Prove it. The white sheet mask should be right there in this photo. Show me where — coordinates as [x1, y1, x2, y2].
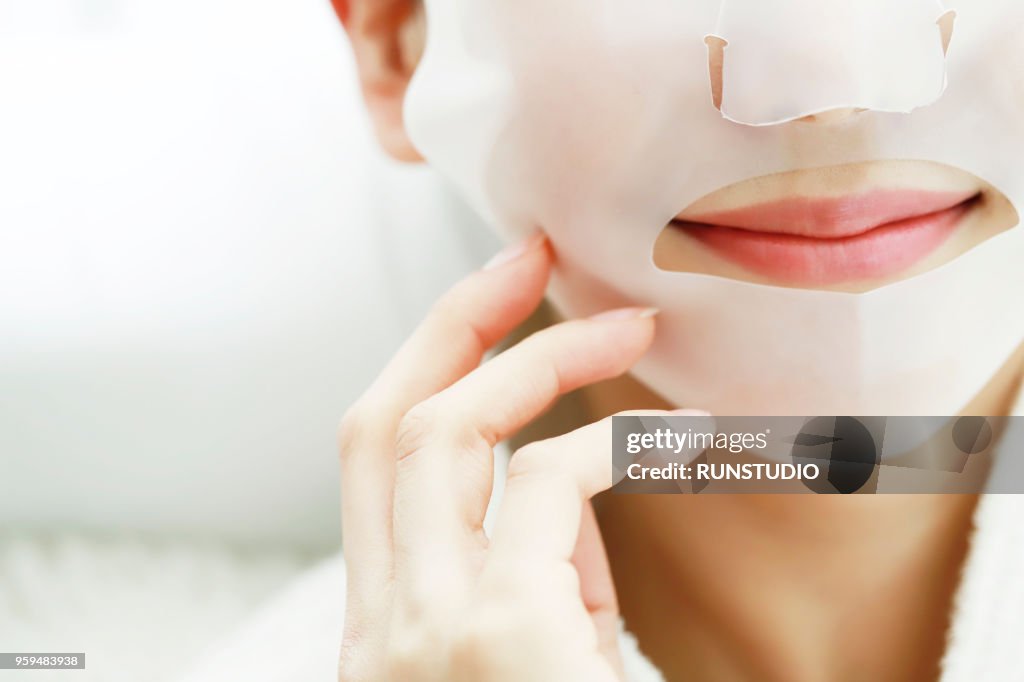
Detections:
[710, 0, 954, 125]
[405, 0, 1024, 416]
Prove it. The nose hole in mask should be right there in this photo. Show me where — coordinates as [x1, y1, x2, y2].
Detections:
[704, 35, 727, 111]
[938, 9, 956, 55]
[704, 10, 955, 117]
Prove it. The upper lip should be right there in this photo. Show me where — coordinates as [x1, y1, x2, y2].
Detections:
[673, 189, 980, 239]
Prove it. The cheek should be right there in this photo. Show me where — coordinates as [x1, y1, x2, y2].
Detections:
[992, 25, 1024, 105]
[960, 13, 1024, 109]
[1009, 42, 1024, 107]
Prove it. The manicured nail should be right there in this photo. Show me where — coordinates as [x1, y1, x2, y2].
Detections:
[589, 307, 659, 322]
[483, 230, 546, 270]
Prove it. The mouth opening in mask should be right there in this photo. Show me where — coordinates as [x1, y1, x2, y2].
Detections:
[652, 160, 1018, 293]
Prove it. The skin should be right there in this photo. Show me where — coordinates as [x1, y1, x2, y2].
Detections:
[586, 344, 1022, 682]
[334, 1, 1024, 679]
[337, 236, 664, 680]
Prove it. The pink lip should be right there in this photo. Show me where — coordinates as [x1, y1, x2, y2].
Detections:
[672, 190, 979, 286]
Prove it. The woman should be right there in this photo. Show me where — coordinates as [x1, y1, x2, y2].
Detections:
[182, 0, 1024, 680]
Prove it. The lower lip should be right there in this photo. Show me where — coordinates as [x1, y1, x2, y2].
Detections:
[674, 200, 975, 287]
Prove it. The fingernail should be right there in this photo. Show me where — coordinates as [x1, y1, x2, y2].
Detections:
[589, 307, 659, 322]
[668, 408, 713, 417]
[483, 230, 546, 270]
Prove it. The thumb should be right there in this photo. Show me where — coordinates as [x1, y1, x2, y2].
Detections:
[572, 501, 625, 678]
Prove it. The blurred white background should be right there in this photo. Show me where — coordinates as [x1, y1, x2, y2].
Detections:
[0, 0, 494, 546]
[0, 1, 494, 678]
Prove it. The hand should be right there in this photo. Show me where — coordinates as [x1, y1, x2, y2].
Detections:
[337, 232, 667, 681]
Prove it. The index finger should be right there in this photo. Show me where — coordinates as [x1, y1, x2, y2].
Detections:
[340, 232, 551, 593]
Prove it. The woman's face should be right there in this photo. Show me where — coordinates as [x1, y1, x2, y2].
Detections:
[343, 2, 1021, 296]
[404, 0, 1022, 291]
[345, 0, 1024, 415]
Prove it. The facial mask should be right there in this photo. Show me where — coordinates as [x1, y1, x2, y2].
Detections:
[405, 0, 1024, 416]
[709, 0, 955, 125]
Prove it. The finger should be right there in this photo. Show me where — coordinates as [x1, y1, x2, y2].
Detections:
[477, 411, 681, 676]
[363, 230, 552, 414]
[427, 307, 659, 449]
[490, 410, 707, 561]
[391, 310, 657, 581]
[572, 501, 625, 678]
[339, 232, 550, 597]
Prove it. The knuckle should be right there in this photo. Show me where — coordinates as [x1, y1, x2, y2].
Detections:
[507, 444, 578, 499]
[428, 286, 489, 357]
[432, 279, 477, 323]
[394, 400, 444, 461]
[506, 443, 554, 481]
[430, 286, 463, 320]
[451, 623, 498, 672]
[449, 606, 526, 674]
[386, 611, 451, 678]
[395, 399, 482, 463]
[384, 635, 423, 679]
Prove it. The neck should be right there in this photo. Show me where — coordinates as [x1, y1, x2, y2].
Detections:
[599, 493, 977, 682]
[588, 342, 1022, 681]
